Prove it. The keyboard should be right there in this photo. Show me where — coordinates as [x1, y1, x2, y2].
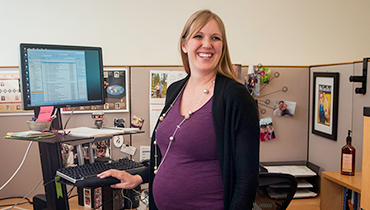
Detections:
[56, 158, 145, 188]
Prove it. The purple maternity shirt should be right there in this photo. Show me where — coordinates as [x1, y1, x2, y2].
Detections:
[153, 92, 223, 210]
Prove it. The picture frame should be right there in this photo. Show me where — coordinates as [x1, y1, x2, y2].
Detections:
[312, 72, 339, 140]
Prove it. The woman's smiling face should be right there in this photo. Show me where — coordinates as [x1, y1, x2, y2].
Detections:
[181, 18, 223, 75]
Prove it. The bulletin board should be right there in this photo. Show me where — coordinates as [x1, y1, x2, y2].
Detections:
[62, 67, 129, 113]
[0, 68, 32, 115]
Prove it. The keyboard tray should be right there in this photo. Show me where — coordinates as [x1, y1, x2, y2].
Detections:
[56, 158, 146, 188]
[59, 167, 146, 188]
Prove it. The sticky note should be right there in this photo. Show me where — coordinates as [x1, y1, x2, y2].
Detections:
[36, 106, 54, 121]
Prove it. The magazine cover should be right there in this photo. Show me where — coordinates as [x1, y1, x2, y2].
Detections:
[317, 85, 331, 125]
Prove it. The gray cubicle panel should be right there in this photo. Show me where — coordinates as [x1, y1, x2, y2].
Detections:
[308, 61, 366, 172]
[240, 66, 310, 163]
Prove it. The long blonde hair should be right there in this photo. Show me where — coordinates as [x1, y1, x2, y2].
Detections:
[179, 9, 238, 81]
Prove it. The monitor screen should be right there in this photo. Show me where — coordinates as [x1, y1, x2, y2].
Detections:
[19, 43, 105, 110]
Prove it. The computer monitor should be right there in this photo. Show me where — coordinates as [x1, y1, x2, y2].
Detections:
[19, 43, 105, 110]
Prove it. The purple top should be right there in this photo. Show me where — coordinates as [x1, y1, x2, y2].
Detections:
[153, 92, 223, 210]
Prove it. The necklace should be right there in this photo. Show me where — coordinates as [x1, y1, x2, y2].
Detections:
[153, 79, 215, 174]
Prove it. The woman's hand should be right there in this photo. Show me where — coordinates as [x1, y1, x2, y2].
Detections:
[97, 169, 143, 189]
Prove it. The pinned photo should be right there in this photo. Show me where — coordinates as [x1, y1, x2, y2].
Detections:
[114, 71, 120, 78]
[259, 117, 275, 142]
[273, 100, 296, 117]
[245, 74, 260, 96]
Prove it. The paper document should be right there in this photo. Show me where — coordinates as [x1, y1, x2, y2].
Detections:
[264, 165, 316, 177]
[7, 130, 54, 138]
[121, 145, 136, 155]
[297, 179, 314, 188]
[140, 146, 150, 161]
[294, 189, 317, 198]
[65, 127, 140, 137]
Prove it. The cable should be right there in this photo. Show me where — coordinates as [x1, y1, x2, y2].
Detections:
[121, 189, 133, 210]
[0, 201, 30, 208]
[68, 194, 78, 199]
[7, 178, 43, 209]
[67, 185, 75, 198]
[0, 197, 32, 203]
[0, 141, 33, 191]
[63, 107, 75, 129]
[42, 177, 59, 187]
[0, 196, 33, 208]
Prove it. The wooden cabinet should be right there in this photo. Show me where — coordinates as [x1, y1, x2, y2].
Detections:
[320, 171, 361, 209]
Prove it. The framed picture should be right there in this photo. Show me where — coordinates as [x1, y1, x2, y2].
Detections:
[312, 72, 339, 140]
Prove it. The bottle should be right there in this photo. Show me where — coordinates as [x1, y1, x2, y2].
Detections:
[341, 130, 356, 176]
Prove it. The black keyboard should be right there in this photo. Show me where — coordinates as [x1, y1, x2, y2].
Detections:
[56, 158, 145, 188]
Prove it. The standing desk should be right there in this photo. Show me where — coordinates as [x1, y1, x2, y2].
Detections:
[12, 130, 144, 210]
[320, 171, 362, 209]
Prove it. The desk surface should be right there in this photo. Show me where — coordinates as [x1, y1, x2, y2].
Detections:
[10, 129, 145, 145]
[322, 171, 362, 193]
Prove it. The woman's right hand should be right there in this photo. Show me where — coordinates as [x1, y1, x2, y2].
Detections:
[97, 169, 143, 189]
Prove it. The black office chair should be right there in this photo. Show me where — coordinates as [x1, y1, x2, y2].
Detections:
[254, 173, 298, 210]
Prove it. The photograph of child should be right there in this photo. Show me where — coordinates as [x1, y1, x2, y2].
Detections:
[259, 117, 276, 141]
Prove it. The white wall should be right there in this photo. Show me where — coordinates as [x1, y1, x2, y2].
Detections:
[1, 0, 370, 67]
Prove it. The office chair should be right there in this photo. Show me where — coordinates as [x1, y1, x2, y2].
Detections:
[254, 173, 298, 210]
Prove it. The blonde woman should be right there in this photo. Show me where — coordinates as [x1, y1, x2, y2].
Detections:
[99, 10, 259, 210]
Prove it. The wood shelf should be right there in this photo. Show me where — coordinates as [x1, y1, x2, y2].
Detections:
[320, 171, 361, 209]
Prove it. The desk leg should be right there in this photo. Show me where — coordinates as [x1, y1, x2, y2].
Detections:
[343, 187, 347, 210]
[76, 144, 85, 165]
[39, 142, 69, 210]
[321, 175, 344, 210]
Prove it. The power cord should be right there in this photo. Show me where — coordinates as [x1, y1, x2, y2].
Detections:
[63, 107, 75, 129]
[67, 185, 76, 198]
[0, 141, 33, 191]
[42, 177, 59, 187]
[121, 189, 133, 210]
[0, 197, 33, 208]
[5, 178, 43, 209]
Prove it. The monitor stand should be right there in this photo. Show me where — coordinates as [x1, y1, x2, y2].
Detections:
[33, 107, 70, 210]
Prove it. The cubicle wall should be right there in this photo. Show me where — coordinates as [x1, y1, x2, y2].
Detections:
[242, 66, 310, 162]
[309, 61, 367, 172]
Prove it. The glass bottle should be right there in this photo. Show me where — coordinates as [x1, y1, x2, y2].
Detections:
[341, 130, 356, 176]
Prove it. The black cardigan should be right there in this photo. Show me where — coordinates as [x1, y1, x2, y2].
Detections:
[137, 73, 260, 210]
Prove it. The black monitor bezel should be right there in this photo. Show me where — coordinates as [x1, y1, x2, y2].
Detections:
[19, 43, 105, 110]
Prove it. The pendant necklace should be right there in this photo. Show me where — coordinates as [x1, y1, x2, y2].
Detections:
[153, 79, 215, 174]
